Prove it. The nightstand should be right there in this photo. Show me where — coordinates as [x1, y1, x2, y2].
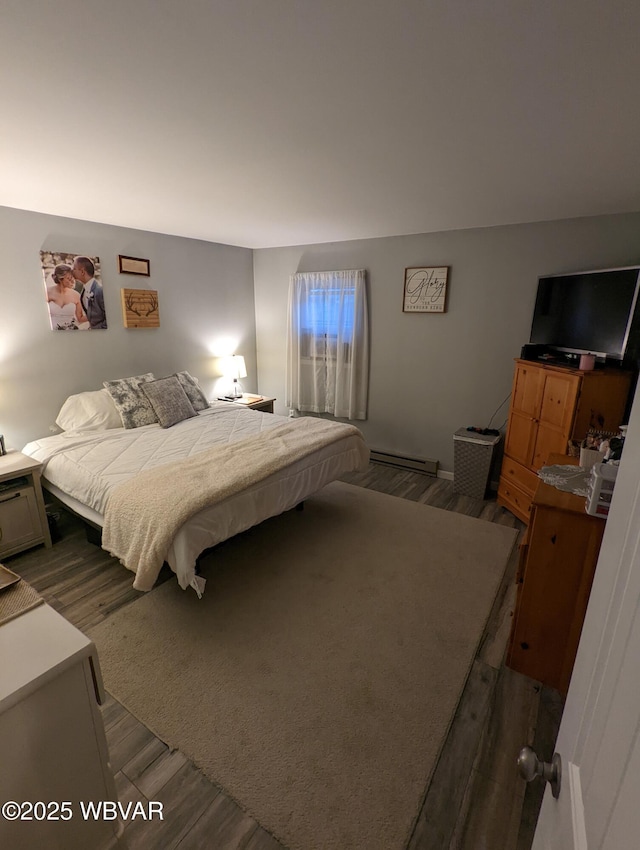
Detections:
[0, 452, 52, 558]
[241, 396, 275, 413]
[216, 396, 276, 413]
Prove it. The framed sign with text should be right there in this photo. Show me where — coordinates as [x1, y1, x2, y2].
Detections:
[403, 266, 449, 313]
[118, 255, 150, 276]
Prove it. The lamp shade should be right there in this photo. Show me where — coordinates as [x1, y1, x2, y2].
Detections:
[223, 355, 247, 380]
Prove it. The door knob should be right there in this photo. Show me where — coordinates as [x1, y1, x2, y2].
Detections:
[517, 746, 562, 799]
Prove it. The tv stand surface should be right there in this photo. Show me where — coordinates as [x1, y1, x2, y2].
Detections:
[536, 353, 579, 367]
[521, 348, 580, 368]
[521, 344, 575, 366]
[521, 345, 625, 370]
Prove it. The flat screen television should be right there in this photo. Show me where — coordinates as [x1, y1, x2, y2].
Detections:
[529, 266, 640, 363]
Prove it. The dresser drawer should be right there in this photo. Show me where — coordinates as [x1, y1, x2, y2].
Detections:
[500, 457, 538, 496]
[497, 476, 532, 524]
[0, 486, 42, 558]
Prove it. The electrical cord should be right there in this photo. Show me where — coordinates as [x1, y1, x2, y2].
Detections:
[486, 392, 512, 430]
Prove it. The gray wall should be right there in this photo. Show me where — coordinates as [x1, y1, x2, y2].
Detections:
[0, 206, 256, 450]
[253, 213, 640, 472]
[3, 205, 640, 472]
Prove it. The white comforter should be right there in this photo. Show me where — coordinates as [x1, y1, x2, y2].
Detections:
[23, 404, 291, 514]
[23, 403, 370, 591]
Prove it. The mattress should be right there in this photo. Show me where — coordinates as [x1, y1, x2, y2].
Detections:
[22, 403, 369, 593]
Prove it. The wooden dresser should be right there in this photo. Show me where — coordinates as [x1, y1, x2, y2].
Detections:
[497, 359, 631, 523]
[506, 455, 605, 695]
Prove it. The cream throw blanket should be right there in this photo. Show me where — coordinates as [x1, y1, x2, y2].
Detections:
[102, 418, 368, 591]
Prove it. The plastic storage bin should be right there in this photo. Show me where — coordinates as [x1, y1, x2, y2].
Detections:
[585, 462, 618, 517]
[453, 428, 502, 499]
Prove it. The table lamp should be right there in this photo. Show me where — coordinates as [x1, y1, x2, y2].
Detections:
[224, 355, 247, 399]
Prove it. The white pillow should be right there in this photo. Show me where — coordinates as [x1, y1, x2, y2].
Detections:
[56, 389, 123, 432]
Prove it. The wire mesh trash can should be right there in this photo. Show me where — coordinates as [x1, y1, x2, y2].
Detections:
[453, 428, 502, 499]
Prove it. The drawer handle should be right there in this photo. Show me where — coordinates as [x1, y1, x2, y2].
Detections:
[0, 492, 20, 505]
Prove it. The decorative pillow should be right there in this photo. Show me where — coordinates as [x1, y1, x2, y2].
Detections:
[141, 376, 197, 428]
[55, 389, 123, 432]
[173, 371, 210, 411]
[103, 373, 158, 429]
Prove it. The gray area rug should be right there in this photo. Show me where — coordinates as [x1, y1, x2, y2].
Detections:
[89, 482, 517, 850]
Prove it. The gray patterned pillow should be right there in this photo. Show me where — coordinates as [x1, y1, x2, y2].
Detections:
[141, 377, 197, 428]
[103, 373, 158, 429]
[173, 371, 209, 411]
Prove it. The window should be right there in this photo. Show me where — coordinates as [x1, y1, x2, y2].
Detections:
[299, 283, 355, 360]
[286, 269, 369, 420]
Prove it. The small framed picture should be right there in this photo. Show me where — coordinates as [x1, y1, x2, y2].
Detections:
[0, 434, 6, 456]
[403, 266, 449, 313]
[118, 255, 150, 276]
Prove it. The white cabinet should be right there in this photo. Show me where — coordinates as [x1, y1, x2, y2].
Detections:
[0, 485, 42, 556]
[0, 452, 52, 558]
[0, 604, 120, 850]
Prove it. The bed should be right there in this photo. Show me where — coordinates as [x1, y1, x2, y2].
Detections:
[22, 374, 370, 595]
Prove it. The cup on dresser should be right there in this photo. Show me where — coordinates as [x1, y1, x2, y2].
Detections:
[580, 447, 606, 470]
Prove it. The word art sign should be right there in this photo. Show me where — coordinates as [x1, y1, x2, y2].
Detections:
[403, 266, 449, 313]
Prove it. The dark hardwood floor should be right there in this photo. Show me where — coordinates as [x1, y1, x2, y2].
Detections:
[4, 464, 563, 849]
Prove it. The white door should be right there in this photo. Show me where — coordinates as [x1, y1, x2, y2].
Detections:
[533, 382, 640, 850]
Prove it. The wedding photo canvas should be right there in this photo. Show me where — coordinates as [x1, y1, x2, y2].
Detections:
[40, 250, 107, 330]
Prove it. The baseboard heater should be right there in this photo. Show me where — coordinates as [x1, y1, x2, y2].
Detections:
[370, 449, 438, 477]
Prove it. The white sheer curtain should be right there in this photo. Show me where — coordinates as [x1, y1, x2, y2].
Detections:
[286, 269, 369, 420]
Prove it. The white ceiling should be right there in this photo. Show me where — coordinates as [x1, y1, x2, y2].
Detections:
[2, 0, 639, 249]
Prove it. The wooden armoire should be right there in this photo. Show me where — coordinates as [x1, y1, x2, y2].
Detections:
[497, 359, 632, 523]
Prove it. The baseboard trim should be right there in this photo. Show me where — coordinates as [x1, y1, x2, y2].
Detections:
[370, 449, 438, 476]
